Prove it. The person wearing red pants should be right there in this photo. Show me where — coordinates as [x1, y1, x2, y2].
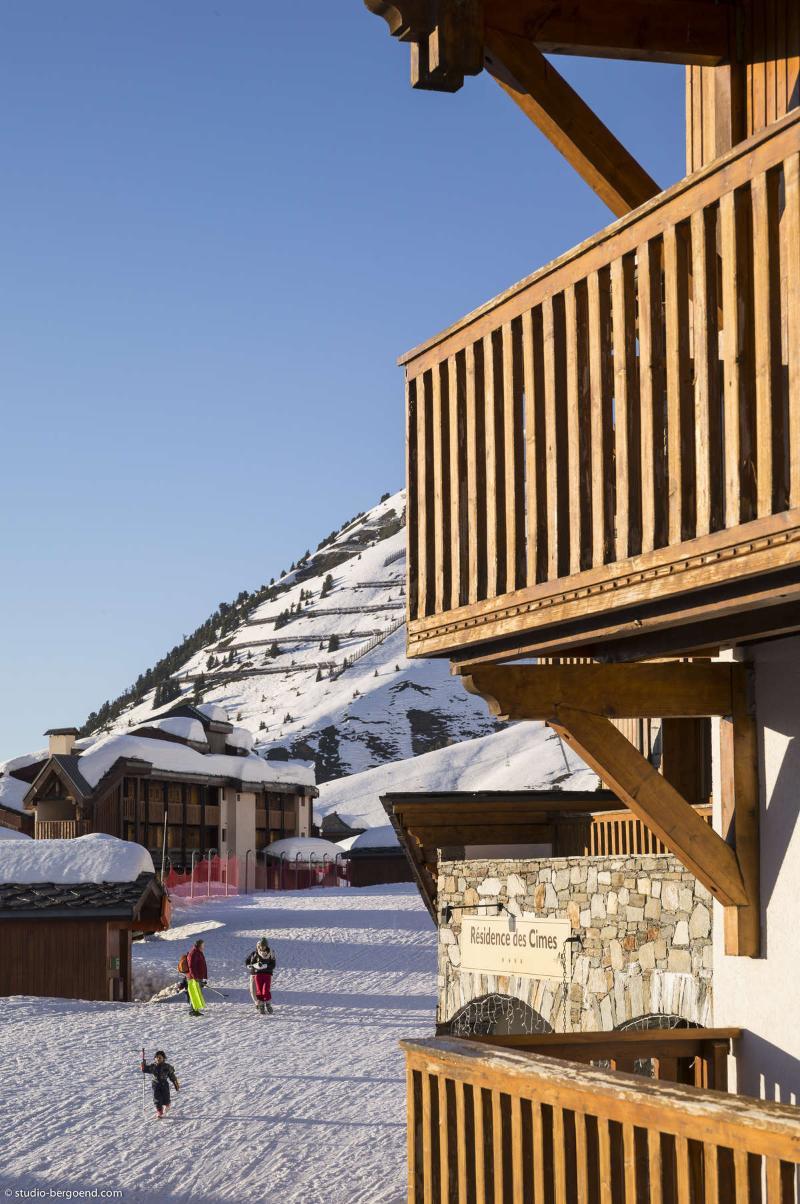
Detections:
[245, 937, 276, 1015]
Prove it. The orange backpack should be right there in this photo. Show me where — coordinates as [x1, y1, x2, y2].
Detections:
[177, 953, 190, 975]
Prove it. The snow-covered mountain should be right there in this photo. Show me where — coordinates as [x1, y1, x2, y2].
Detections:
[83, 490, 500, 783]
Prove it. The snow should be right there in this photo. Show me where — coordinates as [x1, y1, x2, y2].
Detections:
[0, 826, 31, 840]
[227, 725, 255, 752]
[265, 836, 343, 860]
[145, 716, 208, 745]
[75, 732, 316, 790]
[337, 835, 358, 851]
[196, 702, 230, 724]
[0, 884, 436, 1203]
[0, 832, 153, 883]
[0, 772, 30, 813]
[348, 824, 399, 851]
[316, 720, 600, 830]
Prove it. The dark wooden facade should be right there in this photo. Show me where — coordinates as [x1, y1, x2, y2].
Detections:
[347, 847, 415, 888]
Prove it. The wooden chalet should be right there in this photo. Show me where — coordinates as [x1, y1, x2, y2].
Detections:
[365, 0, 800, 1198]
[8, 708, 317, 869]
[0, 871, 168, 1003]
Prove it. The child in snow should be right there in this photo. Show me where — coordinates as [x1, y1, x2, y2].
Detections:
[187, 938, 208, 1017]
[245, 937, 276, 1014]
[141, 1050, 180, 1119]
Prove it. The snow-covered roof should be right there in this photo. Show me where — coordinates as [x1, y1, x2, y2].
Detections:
[196, 702, 230, 725]
[0, 826, 32, 841]
[336, 835, 358, 852]
[0, 773, 30, 814]
[0, 833, 153, 884]
[348, 824, 400, 851]
[264, 836, 342, 860]
[227, 726, 254, 752]
[74, 732, 316, 791]
[145, 717, 207, 745]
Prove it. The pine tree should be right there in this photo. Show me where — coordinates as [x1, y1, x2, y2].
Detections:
[327, 633, 340, 653]
[269, 642, 280, 658]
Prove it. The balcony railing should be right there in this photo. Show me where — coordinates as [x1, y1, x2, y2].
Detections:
[403, 1035, 800, 1203]
[35, 819, 92, 840]
[403, 110, 800, 661]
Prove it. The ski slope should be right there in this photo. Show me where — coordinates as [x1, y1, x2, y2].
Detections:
[0, 885, 435, 1204]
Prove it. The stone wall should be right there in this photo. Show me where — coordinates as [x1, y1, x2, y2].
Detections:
[438, 854, 713, 1034]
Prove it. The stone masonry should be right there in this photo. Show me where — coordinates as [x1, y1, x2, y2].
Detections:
[438, 854, 713, 1034]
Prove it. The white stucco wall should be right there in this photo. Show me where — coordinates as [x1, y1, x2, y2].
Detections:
[712, 635, 800, 1103]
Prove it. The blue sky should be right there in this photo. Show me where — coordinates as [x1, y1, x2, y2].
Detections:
[0, 3, 685, 759]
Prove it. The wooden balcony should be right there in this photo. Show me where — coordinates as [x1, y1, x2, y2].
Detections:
[404, 1034, 800, 1203]
[403, 111, 800, 663]
[35, 819, 92, 840]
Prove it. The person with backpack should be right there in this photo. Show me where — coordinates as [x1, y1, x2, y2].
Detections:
[245, 936, 276, 1014]
[141, 1049, 180, 1119]
[186, 938, 208, 1017]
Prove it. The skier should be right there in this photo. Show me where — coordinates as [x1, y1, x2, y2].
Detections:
[245, 936, 276, 1014]
[141, 1049, 180, 1119]
[187, 938, 208, 1017]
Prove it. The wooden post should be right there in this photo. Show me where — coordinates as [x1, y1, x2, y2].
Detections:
[720, 665, 761, 957]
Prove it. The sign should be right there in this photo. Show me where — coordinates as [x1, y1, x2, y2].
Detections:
[459, 916, 572, 981]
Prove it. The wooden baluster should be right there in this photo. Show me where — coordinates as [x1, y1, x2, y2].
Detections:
[564, 283, 584, 575]
[703, 1144, 720, 1204]
[492, 1090, 504, 1204]
[611, 251, 641, 560]
[637, 239, 666, 553]
[510, 1095, 523, 1203]
[733, 1149, 750, 1202]
[765, 1156, 787, 1204]
[542, 295, 560, 580]
[438, 1077, 450, 1204]
[432, 361, 448, 614]
[422, 1072, 433, 1204]
[455, 1079, 468, 1204]
[408, 1067, 418, 1204]
[588, 269, 614, 566]
[622, 1122, 637, 1203]
[448, 353, 463, 611]
[786, 154, 800, 511]
[752, 169, 782, 518]
[484, 332, 499, 599]
[690, 203, 721, 537]
[598, 1117, 613, 1200]
[532, 1099, 545, 1203]
[675, 1134, 691, 1204]
[416, 372, 434, 618]
[552, 1105, 566, 1202]
[474, 1085, 486, 1204]
[406, 376, 419, 622]
[523, 307, 547, 587]
[502, 319, 526, 594]
[648, 1130, 663, 1204]
[574, 1110, 589, 1204]
[720, 189, 744, 529]
[664, 222, 694, 544]
[465, 342, 480, 605]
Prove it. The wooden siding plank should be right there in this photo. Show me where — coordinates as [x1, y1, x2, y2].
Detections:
[464, 343, 480, 604]
[522, 308, 540, 586]
[664, 222, 693, 544]
[431, 362, 447, 614]
[448, 353, 463, 610]
[752, 170, 779, 517]
[690, 205, 717, 536]
[484, 333, 499, 599]
[588, 269, 613, 565]
[785, 154, 800, 509]
[611, 251, 640, 559]
[564, 283, 583, 574]
[720, 189, 743, 529]
[543, 295, 561, 579]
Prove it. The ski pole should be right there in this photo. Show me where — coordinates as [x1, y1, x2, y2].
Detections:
[141, 1047, 146, 1114]
[205, 985, 228, 999]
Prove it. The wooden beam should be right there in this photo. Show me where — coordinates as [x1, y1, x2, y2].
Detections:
[484, 28, 661, 217]
[459, 662, 736, 720]
[549, 706, 748, 907]
[485, 0, 733, 67]
[720, 665, 761, 957]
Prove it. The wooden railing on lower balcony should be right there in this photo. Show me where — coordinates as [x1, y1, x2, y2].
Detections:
[404, 1035, 800, 1203]
[403, 109, 800, 661]
[35, 819, 92, 840]
[588, 805, 712, 857]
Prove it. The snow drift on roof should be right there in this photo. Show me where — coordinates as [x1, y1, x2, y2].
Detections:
[0, 827, 32, 841]
[196, 703, 230, 724]
[145, 717, 208, 744]
[0, 774, 30, 814]
[227, 726, 254, 752]
[265, 836, 342, 860]
[0, 833, 153, 884]
[336, 835, 358, 852]
[75, 732, 315, 790]
[348, 824, 399, 851]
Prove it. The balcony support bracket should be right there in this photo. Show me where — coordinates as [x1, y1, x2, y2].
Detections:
[460, 662, 760, 955]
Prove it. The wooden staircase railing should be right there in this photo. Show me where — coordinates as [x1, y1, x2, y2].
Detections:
[403, 1035, 800, 1203]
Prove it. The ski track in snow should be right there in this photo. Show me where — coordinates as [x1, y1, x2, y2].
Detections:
[0, 886, 436, 1204]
